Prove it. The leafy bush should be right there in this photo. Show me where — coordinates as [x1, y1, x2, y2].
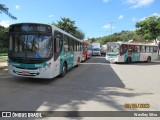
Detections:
[0, 48, 8, 54]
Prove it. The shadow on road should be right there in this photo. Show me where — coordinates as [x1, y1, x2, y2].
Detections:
[0, 56, 153, 119]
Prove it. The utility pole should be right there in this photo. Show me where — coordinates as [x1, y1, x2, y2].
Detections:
[109, 22, 114, 42]
[110, 22, 114, 35]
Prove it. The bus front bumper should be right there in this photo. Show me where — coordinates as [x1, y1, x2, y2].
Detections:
[106, 57, 118, 63]
[8, 64, 53, 79]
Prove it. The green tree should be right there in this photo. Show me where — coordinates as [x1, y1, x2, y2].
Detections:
[74, 29, 85, 40]
[0, 3, 17, 19]
[88, 38, 96, 43]
[0, 26, 8, 53]
[88, 30, 144, 45]
[136, 16, 160, 41]
[53, 17, 77, 35]
[53, 17, 85, 39]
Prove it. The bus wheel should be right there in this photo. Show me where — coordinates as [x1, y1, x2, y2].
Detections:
[60, 63, 67, 77]
[126, 57, 131, 64]
[147, 57, 151, 63]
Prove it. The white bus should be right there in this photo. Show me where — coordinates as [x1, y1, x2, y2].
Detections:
[106, 42, 158, 63]
[8, 23, 83, 79]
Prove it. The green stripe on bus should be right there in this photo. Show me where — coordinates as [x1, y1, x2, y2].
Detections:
[9, 60, 47, 68]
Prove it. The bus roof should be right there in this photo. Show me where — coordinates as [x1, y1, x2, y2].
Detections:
[107, 42, 158, 47]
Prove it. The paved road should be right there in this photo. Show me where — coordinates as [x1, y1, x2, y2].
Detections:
[0, 57, 160, 120]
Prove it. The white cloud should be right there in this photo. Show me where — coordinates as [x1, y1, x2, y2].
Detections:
[103, 23, 115, 30]
[139, 13, 160, 21]
[15, 5, 20, 9]
[118, 15, 124, 20]
[103, 24, 111, 29]
[139, 17, 146, 21]
[103, 0, 111, 3]
[0, 20, 11, 27]
[151, 13, 160, 17]
[48, 15, 54, 18]
[124, 0, 154, 8]
[132, 17, 137, 22]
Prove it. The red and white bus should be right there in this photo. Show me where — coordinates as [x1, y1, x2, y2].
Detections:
[82, 41, 91, 61]
[106, 42, 158, 63]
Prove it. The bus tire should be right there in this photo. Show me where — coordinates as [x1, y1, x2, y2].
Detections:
[126, 57, 131, 64]
[60, 63, 67, 77]
[147, 57, 151, 63]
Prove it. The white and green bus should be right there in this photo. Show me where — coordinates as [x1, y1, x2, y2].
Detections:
[106, 42, 158, 63]
[8, 23, 83, 79]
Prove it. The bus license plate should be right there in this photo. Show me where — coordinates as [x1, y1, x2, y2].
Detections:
[21, 72, 29, 75]
[110, 59, 114, 62]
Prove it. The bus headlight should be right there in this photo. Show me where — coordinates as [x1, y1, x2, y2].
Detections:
[39, 67, 46, 71]
[39, 63, 51, 71]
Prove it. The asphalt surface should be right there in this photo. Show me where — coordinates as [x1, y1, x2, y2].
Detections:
[0, 56, 160, 120]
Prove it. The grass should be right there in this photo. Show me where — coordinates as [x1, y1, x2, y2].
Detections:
[0, 53, 8, 62]
[0, 53, 8, 56]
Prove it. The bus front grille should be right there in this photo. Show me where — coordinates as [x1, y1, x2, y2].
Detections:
[13, 70, 39, 76]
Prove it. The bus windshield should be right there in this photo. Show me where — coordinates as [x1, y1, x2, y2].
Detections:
[107, 43, 120, 55]
[9, 34, 52, 61]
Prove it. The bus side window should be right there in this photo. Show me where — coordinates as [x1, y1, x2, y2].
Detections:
[55, 38, 60, 52]
[54, 31, 63, 61]
[74, 41, 77, 51]
[153, 46, 158, 52]
[68, 38, 73, 51]
[146, 46, 150, 53]
[54, 31, 63, 53]
[133, 45, 138, 52]
[120, 44, 127, 55]
[68, 37, 71, 51]
[141, 46, 145, 52]
[150, 46, 153, 52]
[77, 42, 79, 51]
[64, 35, 69, 52]
[128, 45, 132, 54]
[137, 46, 140, 52]
[124, 45, 128, 52]
[131, 45, 136, 52]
